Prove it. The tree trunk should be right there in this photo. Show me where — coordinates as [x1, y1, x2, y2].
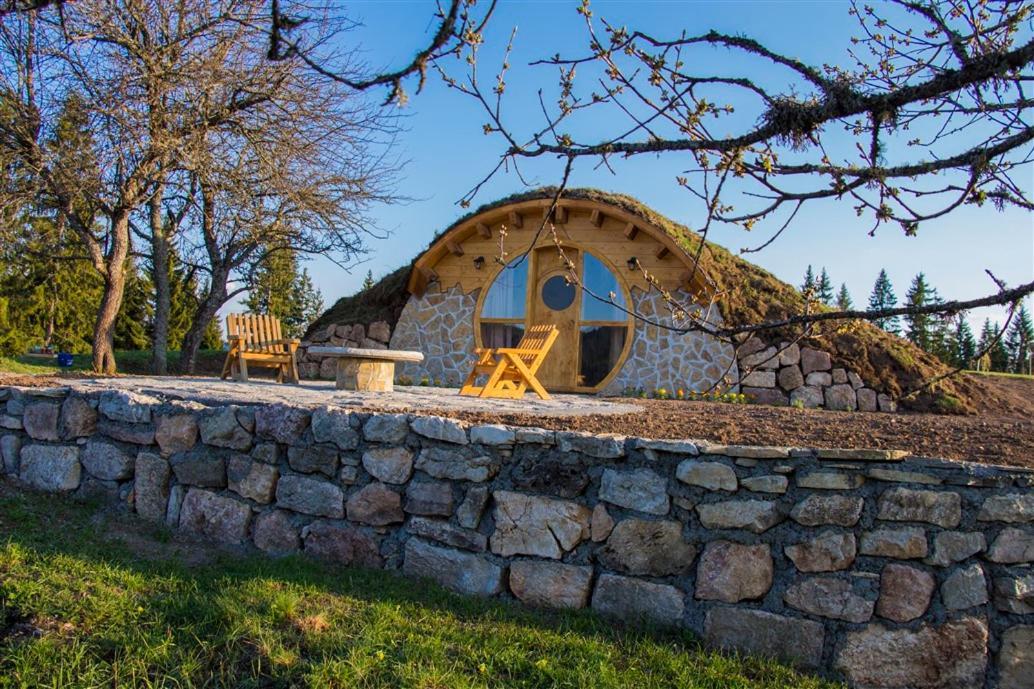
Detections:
[91, 211, 130, 374]
[149, 183, 170, 375]
[179, 264, 229, 374]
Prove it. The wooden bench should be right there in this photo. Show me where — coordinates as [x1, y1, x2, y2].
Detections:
[307, 346, 424, 392]
[221, 313, 300, 384]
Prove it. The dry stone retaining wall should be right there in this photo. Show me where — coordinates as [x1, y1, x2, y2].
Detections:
[3, 383, 1030, 688]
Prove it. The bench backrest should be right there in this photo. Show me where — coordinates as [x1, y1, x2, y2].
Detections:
[226, 313, 285, 353]
[512, 324, 559, 368]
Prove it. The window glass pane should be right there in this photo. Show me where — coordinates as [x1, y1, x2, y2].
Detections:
[481, 259, 528, 319]
[581, 253, 627, 321]
[481, 322, 525, 348]
[579, 325, 627, 387]
[541, 275, 576, 311]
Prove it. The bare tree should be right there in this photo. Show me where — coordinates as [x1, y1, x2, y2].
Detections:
[441, 0, 1033, 347]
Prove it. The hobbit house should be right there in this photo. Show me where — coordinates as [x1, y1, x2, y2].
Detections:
[302, 188, 976, 412]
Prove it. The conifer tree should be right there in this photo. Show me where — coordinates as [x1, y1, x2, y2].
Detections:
[905, 273, 939, 352]
[1006, 303, 1034, 374]
[362, 270, 375, 291]
[836, 283, 853, 311]
[868, 269, 900, 335]
[245, 250, 324, 338]
[978, 319, 1011, 372]
[801, 265, 816, 296]
[952, 318, 977, 369]
[817, 268, 835, 305]
[114, 262, 153, 351]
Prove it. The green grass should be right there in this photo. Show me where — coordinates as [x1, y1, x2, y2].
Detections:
[0, 486, 842, 689]
[0, 350, 225, 377]
[964, 369, 1034, 380]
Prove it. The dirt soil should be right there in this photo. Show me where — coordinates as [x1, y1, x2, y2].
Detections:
[2, 372, 1031, 469]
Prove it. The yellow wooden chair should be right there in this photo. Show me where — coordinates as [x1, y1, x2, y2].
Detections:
[459, 324, 559, 400]
[220, 313, 301, 384]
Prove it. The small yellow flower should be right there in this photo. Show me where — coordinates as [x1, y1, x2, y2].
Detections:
[535, 658, 549, 670]
[374, 651, 385, 661]
[478, 663, 488, 674]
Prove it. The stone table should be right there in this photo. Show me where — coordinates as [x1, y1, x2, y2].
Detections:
[307, 347, 424, 392]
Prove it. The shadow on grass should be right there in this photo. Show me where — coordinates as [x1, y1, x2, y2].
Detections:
[0, 482, 843, 689]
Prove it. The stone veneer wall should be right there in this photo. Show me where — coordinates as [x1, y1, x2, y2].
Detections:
[735, 338, 897, 412]
[388, 285, 477, 386]
[602, 288, 738, 395]
[297, 320, 394, 380]
[2, 385, 1032, 687]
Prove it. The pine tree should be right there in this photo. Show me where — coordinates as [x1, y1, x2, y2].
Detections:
[978, 319, 1011, 372]
[836, 283, 853, 311]
[952, 317, 977, 369]
[904, 273, 940, 352]
[800, 265, 816, 296]
[362, 269, 375, 291]
[1005, 303, 1034, 374]
[245, 250, 324, 338]
[817, 268, 834, 305]
[868, 269, 900, 335]
[114, 261, 153, 350]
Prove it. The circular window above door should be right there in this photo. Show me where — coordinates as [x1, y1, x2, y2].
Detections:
[541, 275, 576, 311]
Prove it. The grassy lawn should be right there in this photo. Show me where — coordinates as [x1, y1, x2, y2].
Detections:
[0, 485, 841, 689]
[0, 350, 226, 377]
[964, 369, 1034, 380]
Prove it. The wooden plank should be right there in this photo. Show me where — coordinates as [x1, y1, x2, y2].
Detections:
[654, 244, 670, 260]
[476, 222, 491, 238]
[508, 210, 523, 229]
[623, 222, 639, 240]
[446, 240, 464, 256]
[589, 209, 603, 227]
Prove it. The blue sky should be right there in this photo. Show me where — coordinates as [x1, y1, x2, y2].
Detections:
[266, 0, 1033, 330]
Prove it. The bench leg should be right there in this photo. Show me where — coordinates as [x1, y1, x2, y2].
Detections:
[336, 359, 394, 392]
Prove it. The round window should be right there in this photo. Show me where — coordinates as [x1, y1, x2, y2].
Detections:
[541, 275, 576, 311]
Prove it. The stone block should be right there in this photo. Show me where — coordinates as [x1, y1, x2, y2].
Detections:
[178, 488, 251, 544]
[988, 528, 1034, 564]
[834, 618, 988, 689]
[777, 342, 800, 366]
[198, 406, 252, 451]
[740, 475, 788, 494]
[599, 467, 670, 515]
[942, 563, 988, 611]
[510, 455, 588, 498]
[696, 499, 786, 533]
[470, 424, 515, 446]
[287, 445, 339, 478]
[860, 527, 928, 559]
[456, 484, 489, 529]
[404, 480, 453, 516]
[784, 576, 874, 622]
[311, 407, 360, 450]
[777, 365, 804, 391]
[704, 607, 824, 669]
[675, 460, 737, 491]
[251, 443, 280, 465]
[556, 431, 626, 458]
[490, 490, 590, 559]
[977, 494, 1034, 523]
[590, 503, 615, 541]
[790, 385, 824, 408]
[97, 419, 155, 445]
[598, 519, 696, 576]
[876, 563, 935, 622]
[797, 471, 864, 490]
[742, 387, 789, 406]
[368, 321, 391, 343]
[740, 370, 776, 388]
[171, 450, 226, 488]
[59, 396, 97, 439]
[415, 448, 499, 482]
[346, 482, 403, 526]
[275, 474, 344, 518]
[857, 388, 878, 412]
[877, 487, 961, 528]
[509, 560, 593, 609]
[1, 434, 21, 475]
[993, 574, 1034, 614]
[824, 384, 857, 411]
[23, 402, 60, 441]
[253, 510, 300, 555]
[878, 393, 897, 412]
[998, 625, 1034, 689]
[800, 348, 831, 374]
[362, 413, 410, 443]
[254, 404, 310, 445]
[134, 452, 169, 522]
[805, 371, 832, 387]
[791, 494, 864, 526]
[406, 516, 486, 552]
[832, 368, 848, 384]
[515, 427, 556, 445]
[81, 440, 134, 481]
[591, 574, 684, 627]
[227, 455, 278, 503]
[155, 414, 198, 456]
[98, 390, 156, 424]
[785, 531, 857, 572]
[926, 531, 986, 566]
[410, 415, 468, 444]
[695, 541, 772, 603]
[303, 520, 382, 567]
[739, 346, 778, 369]
[403, 539, 504, 597]
[19, 444, 80, 492]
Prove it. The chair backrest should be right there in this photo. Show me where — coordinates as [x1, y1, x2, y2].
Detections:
[512, 324, 559, 367]
[226, 313, 284, 353]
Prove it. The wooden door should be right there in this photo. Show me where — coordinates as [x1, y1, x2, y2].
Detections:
[530, 247, 580, 391]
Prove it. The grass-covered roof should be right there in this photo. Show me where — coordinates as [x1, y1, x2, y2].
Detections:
[307, 187, 973, 412]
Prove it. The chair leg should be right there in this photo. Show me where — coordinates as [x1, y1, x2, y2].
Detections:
[478, 361, 508, 398]
[287, 356, 300, 384]
[220, 353, 233, 380]
[237, 358, 249, 382]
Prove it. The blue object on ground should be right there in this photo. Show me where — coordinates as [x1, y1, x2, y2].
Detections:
[57, 352, 74, 368]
